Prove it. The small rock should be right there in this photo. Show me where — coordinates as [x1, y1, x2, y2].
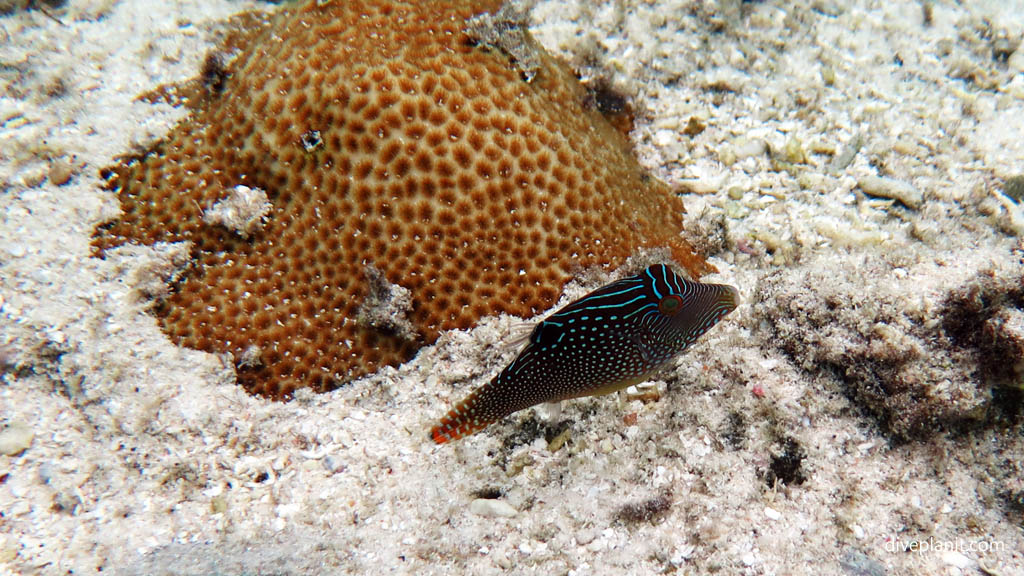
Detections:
[839, 549, 886, 576]
[575, 528, 597, 545]
[0, 421, 33, 456]
[546, 428, 570, 452]
[990, 190, 1024, 236]
[236, 345, 263, 369]
[210, 495, 228, 514]
[300, 129, 323, 152]
[820, 65, 837, 86]
[669, 544, 694, 566]
[704, 69, 745, 92]
[21, 169, 46, 188]
[783, 137, 807, 164]
[718, 147, 737, 166]
[1003, 175, 1024, 202]
[0, 535, 16, 563]
[322, 455, 346, 474]
[52, 491, 81, 514]
[48, 157, 76, 186]
[941, 550, 974, 570]
[675, 179, 719, 195]
[625, 380, 664, 402]
[734, 137, 768, 162]
[683, 116, 706, 137]
[811, 0, 844, 17]
[992, 33, 1017, 63]
[1009, 46, 1024, 74]
[469, 498, 518, 518]
[37, 463, 54, 484]
[830, 134, 864, 173]
[858, 175, 923, 209]
[356, 265, 418, 340]
[653, 129, 676, 147]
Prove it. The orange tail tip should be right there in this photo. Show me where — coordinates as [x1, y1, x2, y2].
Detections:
[431, 382, 501, 444]
[430, 393, 494, 444]
[430, 426, 452, 444]
[429, 414, 490, 444]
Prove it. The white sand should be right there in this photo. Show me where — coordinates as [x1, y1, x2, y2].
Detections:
[1, 0, 1023, 574]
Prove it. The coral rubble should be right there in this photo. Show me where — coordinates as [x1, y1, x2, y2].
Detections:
[755, 254, 1023, 440]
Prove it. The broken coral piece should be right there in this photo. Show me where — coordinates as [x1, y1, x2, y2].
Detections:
[357, 265, 418, 342]
[93, 0, 712, 398]
[201, 185, 271, 239]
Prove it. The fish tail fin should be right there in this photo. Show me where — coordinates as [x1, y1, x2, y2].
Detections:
[429, 386, 495, 444]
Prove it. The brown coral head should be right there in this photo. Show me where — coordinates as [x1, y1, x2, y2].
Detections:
[92, 0, 712, 399]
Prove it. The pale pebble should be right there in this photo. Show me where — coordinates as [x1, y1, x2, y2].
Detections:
[0, 421, 33, 456]
[858, 175, 923, 209]
[469, 498, 517, 518]
[941, 550, 974, 570]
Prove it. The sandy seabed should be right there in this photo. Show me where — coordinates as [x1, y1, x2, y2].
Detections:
[1, 0, 1023, 574]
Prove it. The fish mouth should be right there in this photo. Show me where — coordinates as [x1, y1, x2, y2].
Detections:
[666, 281, 738, 336]
[716, 284, 740, 312]
[702, 283, 739, 325]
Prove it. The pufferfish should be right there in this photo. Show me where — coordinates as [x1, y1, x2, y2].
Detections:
[430, 264, 738, 443]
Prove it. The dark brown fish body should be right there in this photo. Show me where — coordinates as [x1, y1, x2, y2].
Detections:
[431, 264, 738, 443]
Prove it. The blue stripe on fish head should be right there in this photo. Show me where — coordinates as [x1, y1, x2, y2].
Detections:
[630, 265, 738, 359]
[530, 264, 737, 369]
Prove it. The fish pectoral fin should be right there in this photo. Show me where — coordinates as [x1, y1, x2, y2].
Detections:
[539, 401, 562, 422]
[629, 331, 656, 364]
[626, 330, 651, 360]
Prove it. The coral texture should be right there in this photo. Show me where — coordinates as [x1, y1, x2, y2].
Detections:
[92, 0, 711, 398]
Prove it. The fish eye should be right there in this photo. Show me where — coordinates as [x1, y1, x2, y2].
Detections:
[658, 294, 683, 315]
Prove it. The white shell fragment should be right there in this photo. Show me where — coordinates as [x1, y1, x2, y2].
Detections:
[469, 498, 518, 518]
[0, 421, 33, 456]
[858, 175, 923, 209]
